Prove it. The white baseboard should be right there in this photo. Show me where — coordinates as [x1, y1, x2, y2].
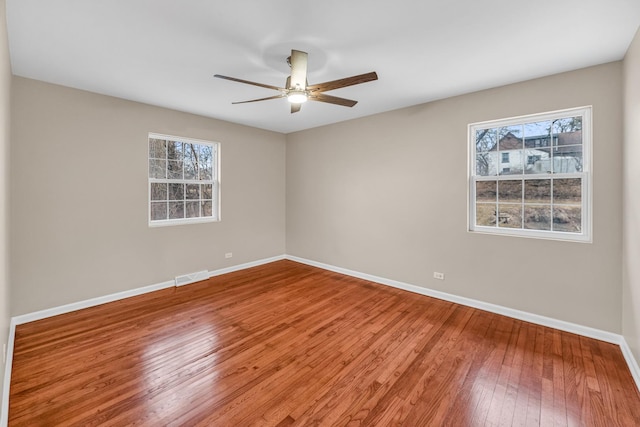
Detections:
[1, 253, 638, 426]
[285, 254, 640, 392]
[12, 280, 176, 326]
[208, 255, 286, 278]
[11, 255, 286, 326]
[286, 255, 620, 343]
[620, 338, 640, 391]
[0, 318, 16, 427]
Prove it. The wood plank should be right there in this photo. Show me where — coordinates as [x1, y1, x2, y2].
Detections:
[8, 260, 640, 426]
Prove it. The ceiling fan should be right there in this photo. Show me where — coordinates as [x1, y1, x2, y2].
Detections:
[214, 49, 378, 113]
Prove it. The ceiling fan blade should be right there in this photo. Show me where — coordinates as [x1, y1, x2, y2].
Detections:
[309, 93, 358, 107]
[232, 94, 286, 104]
[291, 103, 302, 114]
[214, 74, 284, 92]
[307, 71, 378, 93]
[289, 50, 308, 90]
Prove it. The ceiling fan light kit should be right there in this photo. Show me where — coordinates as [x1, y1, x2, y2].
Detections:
[215, 49, 377, 113]
[287, 91, 308, 104]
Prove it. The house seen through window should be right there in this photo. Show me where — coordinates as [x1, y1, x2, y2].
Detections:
[148, 133, 220, 226]
[468, 106, 591, 242]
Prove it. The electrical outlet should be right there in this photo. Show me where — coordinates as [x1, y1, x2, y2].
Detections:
[433, 272, 445, 280]
[225, 253, 233, 259]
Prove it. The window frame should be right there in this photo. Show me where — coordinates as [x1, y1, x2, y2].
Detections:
[467, 106, 592, 243]
[148, 133, 220, 227]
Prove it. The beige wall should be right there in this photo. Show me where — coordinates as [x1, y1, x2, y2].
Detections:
[0, 0, 10, 413]
[10, 77, 286, 315]
[287, 63, 623, 333]
[623, 28, 640, 363]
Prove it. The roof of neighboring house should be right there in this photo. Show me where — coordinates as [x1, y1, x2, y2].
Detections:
[490, 131, 582, 155]
[498, 133, 523, 150]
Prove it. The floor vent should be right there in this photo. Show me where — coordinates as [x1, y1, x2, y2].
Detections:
[175, 270, 209, 287]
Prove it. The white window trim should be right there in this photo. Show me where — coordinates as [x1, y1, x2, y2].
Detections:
[148, 132, 221, 227]
[467, 106, 592, 243]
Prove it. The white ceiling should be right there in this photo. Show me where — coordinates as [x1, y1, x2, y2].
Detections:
[6, 1, 640, 134]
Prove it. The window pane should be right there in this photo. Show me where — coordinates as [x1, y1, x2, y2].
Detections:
[498, 125, 523, 150]
[553, 116, 582, 135]
[168, 202, 184, 219]
[167, 141, 183, 161]
[184, 143, 198, 180]
[498, 180, 522, 203]
[524, 179, 551, 203]
[185, 183, 200, 200]
[150, 202, 167, 221]
[524, 205, 551, 231]
[476, 128, 498, 152]
[201, 184, 213, 200]
[476, 181, 496, 202]
[553, 206, 581, 233]
[524, 149, 551, 174]
[150, 183, 167, 201]
[200, 164, 213, 180]
[202, 201, 213, 217]
[552, 145, 583, 173]
[149, 139, 166, 159]
[185, 201, 200, 218]
[476, 203, 496, 226]
[498, 125, 523, 175]
[524, 120, 553, 176]
[498, 204, 523, 228]
[499, 148, 523, 175]
[553, 178, 581, 204]
[552, 119, 582, 173]
[524, 120, 552, 146]
[149, 159, 166, 179]
[199, 145, 213, 180]
[169, 183, 184, 201]
[476, 152, 498, 176]
[167, 160, 183, 179]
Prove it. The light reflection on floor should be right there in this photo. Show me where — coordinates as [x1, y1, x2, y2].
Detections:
[463, 369, 580, 426]
[139, 322, 220, 422]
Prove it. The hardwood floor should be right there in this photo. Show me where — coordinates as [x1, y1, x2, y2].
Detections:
[8, 260, 640, 426]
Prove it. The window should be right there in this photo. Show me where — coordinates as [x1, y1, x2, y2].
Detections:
[148, 133, 219, 226]
[469, 106, 591, 242]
